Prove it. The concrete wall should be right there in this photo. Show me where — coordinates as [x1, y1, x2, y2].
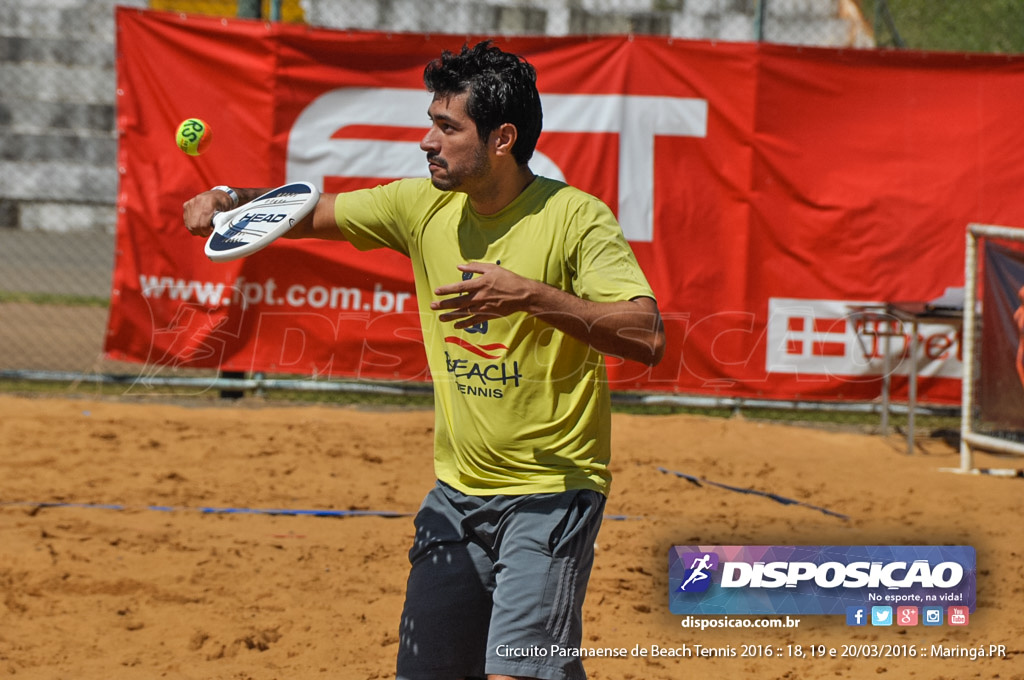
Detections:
[303, 0, 872, 45]
[0, 0, 871, 234]
[0, 0, 147, 233]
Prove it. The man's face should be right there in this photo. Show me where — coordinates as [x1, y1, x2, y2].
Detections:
[420, 92, 491, 193]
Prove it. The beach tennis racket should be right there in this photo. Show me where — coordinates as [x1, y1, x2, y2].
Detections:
[204, 182, 319, 262]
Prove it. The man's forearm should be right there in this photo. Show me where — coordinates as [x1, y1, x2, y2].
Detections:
[207, 187, 344, 241]
[431, 262, 666, 365]
[525, 285, 665, 366]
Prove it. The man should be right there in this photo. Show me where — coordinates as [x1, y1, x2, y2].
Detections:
[184, 41, 665, 680]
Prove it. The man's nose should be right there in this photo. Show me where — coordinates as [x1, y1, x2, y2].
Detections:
[420, 127, 439, 152]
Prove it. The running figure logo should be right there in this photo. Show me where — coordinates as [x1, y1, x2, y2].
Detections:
[678, 552, 719, 593]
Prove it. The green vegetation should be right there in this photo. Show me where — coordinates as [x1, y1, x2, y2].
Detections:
[0, 291, 109, 307]
[859, 0, 1024, 54]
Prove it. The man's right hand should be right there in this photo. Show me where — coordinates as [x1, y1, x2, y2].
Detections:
[183, 188, 237, 238]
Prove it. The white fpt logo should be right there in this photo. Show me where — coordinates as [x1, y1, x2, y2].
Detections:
[765, 297, 963, 379]
[286, 88, 708, 242]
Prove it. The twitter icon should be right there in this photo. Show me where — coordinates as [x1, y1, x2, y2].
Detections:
[871, 606, 893, 626]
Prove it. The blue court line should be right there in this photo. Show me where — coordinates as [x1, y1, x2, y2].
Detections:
[657, 467, 850, 521]
[0, 501, 411, 518]
[1, 501, 640, 521]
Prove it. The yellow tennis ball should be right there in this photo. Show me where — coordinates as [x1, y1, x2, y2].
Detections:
[175, 118, 213, 156]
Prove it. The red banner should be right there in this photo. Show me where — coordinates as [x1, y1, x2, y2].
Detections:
[108, 8, 1024, 403]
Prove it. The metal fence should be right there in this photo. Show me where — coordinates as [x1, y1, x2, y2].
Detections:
[0, 0, 1014, 415]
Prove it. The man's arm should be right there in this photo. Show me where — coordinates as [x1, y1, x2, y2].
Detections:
[431, 262, 666, 366]
[182, 187, 346, 241]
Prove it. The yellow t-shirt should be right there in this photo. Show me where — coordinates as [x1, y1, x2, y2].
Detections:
[335, 176, 654, 496]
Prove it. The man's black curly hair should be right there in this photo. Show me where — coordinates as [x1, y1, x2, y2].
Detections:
[423, 41, 543, 166]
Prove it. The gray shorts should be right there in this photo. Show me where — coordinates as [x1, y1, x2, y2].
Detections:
[396, 481, 606, 680]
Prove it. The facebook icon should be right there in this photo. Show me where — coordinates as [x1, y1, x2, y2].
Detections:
[846, 606, 867, 626]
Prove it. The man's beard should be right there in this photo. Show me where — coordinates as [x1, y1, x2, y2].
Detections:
[427, 144, 490, 192]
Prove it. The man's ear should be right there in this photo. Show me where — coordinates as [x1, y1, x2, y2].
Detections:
[491, 122, 518, 157]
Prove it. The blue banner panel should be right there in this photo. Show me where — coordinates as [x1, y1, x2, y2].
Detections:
[979, 242, 1024, 429]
